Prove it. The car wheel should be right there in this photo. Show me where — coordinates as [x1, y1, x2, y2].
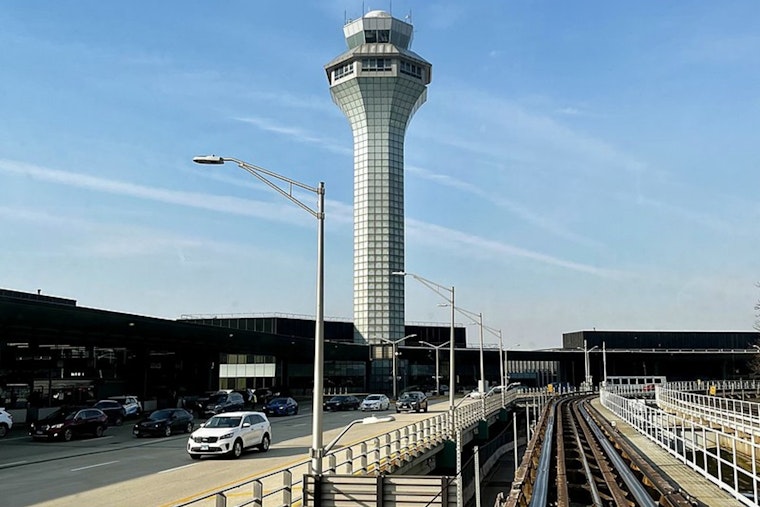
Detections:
[396, 409, 400, 413]
[114, 416, 123, 427]
[294, 407, 298, 415]
[229, 438, 244, 459]
[0, 423, 8, 438]
[185, 422, 193, 433]
[258, 433, 270, 452]
[63, 428, 73, 442]
[163, 425, 172, 437]
[95, 425, 105, 438]
[189, 454, 200, 460]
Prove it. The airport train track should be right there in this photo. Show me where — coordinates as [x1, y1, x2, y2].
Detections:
[507, 396, 701, 507]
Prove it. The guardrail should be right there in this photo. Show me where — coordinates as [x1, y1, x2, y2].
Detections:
[657, 386, 760, 439]
[174, 389, 546, 507]
[601, 386, 760, 506]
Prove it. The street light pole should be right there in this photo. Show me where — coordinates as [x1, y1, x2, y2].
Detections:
[192, 155, 326, 476]
[420, 340, 450, 398]
[378, 334, 417, 400]
[393, 271, 456, 412]
[583, 339, 599, 391]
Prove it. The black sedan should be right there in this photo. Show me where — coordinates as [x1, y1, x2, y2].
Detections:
[93, 400, 127, 426]
[323, 395, 361, 411]
[263, 397, 299, 416]
[133, 408, 194, 437]
[30, 407, 108, 441]
[395, 391, 429, 413]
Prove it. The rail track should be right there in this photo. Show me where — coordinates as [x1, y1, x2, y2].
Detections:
[506, 396, 701, 507]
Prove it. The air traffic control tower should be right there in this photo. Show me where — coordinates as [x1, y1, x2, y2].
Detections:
[325, 11, 432, 345]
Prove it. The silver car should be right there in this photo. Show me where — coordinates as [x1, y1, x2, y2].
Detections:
[360, 394, 390, 411]
[187, 411, 271, 459]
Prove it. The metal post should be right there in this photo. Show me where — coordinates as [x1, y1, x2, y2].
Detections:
[498, 330, 506, 407]
[449, 286, 456, 410]
[513, 411, 518, 478]
[312, 182, 325, 476]
[474, 445, 481, 507]
[525, 404, 530, 440]
[435, 347, 440, 398]
[478, 312, 486, 420]
[583, 338, 588, 390]
[602, 341, 607, 385]
[392, 342, 398, 401]
[456, 429, 463, 507]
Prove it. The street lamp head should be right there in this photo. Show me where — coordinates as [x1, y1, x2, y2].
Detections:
[361, 415, 394, 425]
[192, 155, 225, 165]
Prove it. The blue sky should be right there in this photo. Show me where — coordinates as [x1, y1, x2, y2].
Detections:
[1, 1, 758, 350]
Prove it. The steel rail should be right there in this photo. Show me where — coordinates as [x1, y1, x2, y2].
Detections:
[564, 401, 604, 506]
[578, 402, 658, 507]
[528, 400, 557, 507]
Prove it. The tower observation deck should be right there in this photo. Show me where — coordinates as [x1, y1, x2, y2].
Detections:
[325, 10, 432, 344]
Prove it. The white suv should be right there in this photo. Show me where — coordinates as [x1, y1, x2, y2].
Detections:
[0, 407, 12, 438]
[187, 411, 271, 459]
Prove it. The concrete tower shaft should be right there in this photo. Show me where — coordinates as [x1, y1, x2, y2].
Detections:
[325, 11, 431, 344]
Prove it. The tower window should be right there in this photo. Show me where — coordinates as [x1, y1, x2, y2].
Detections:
[361, 58, 392, 72]
[333, 63, 355, 81]
[400, 60, 422, 79]
[364, 30, 390, 44]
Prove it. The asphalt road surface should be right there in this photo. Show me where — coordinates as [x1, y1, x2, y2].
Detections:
[1, 399, 453, 507]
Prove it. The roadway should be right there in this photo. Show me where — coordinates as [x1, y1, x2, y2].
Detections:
[0, 399, 455, 507]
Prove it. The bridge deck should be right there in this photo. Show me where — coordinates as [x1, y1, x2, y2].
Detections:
[590, 397, 738, 506]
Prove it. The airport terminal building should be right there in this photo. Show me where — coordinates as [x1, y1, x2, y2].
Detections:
[2, 287, 759, 412]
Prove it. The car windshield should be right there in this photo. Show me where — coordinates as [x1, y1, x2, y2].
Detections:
[205, 416, 241, 428]
[365, 395, 382, 401]
[149, 409, 172, 420]
[329, 396, 347, 402]
[111, 397, 126, 404]
[94, 401, 115, 408]
[269, 398, 288, 405]
[400, 393, 419, 400]
[207, 393, 228, 404]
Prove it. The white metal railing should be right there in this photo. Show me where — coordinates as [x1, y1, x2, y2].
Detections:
[657, 386, 760, 439]
[601, 387, 760, 506]
[174, 389, 546, 507]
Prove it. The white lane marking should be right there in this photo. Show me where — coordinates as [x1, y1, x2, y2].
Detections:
[70, 460, 119, 472]
[0, 460, 28, 468]
[158, 463, 196, 474]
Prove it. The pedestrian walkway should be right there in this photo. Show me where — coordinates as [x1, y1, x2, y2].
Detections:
[591, 398, 740, 506]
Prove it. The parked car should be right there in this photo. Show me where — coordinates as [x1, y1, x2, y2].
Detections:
[29, 407, 108, 441]
[187, 411, 271, 459]
[396, 391, 428, 413]
[0, 407, 12, 438]
[263, 397, 299, 416]
[109, 395, 142, 417]
[133, 408, 194, 437]
[92, 400, 127, 426]
[203, 391, 246, 417]
[323, 395, 361, 411]
[360, 394, 390, 411]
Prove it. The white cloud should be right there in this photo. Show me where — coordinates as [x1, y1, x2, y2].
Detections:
[235, 116, 351, 156]
[406, 218, 627, 278]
